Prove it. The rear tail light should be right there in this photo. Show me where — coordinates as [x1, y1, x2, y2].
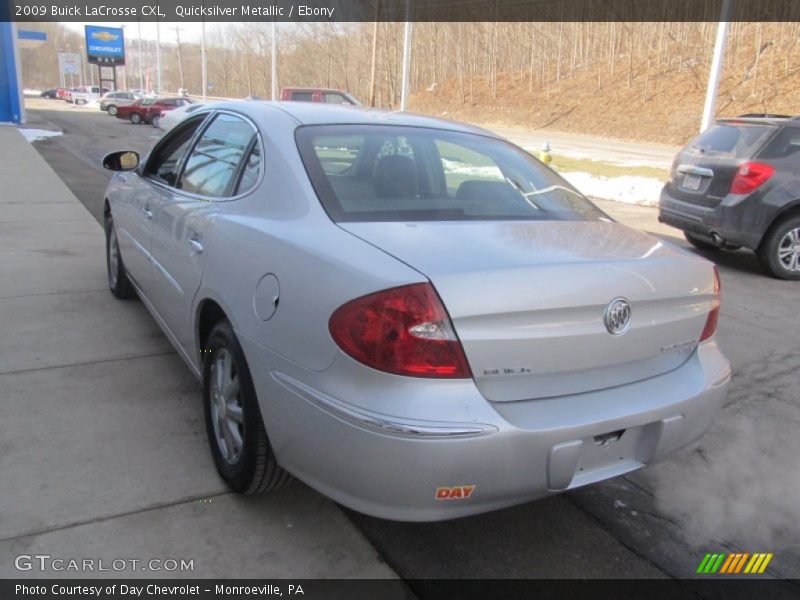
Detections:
[700, 266, 721, 342]
[730, 161, 774, 194]
[329, 283, 471, 378]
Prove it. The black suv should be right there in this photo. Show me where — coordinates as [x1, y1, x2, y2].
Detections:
[659, 115, 800, 279]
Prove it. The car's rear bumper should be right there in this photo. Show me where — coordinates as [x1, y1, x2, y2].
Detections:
[242, 334, 730, 521]
[658, 185, 763, 249]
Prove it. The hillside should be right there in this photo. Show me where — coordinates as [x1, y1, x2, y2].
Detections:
[410, 46, 800, 147]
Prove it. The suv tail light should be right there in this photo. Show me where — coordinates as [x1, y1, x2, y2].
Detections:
[329, 283, 472, 378]
[730, 162, 774, 194]
[700, 267, 721, 342]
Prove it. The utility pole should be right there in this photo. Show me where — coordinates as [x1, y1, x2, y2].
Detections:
[79, 44, 87, 86]
[399, 2, 412, 111]
[137, 20, 143, 91]
[156, 21, 162, 94]
[271, 21, 278, 100]
[173, 26, 185, 90]
[701, 0, 733, 131]
[201, 20, 207, 102]
[368, 8, 379, 107]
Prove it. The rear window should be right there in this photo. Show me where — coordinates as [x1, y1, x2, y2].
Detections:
[291, 92, 314, 102]
[689, 123, 773, 158]
[296, 125, 606, 223]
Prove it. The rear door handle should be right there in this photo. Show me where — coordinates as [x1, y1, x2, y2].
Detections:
[142, 207, 153, 219]
[188, 238, 204, 254]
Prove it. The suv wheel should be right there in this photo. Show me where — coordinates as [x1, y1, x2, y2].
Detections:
[105, 213, 137, 299]
[152, 115, 160, 128]
[759, 215, 800, 280]
[130, 112, 141, 124]
[203, 320, 292, 494]
[107, 105, 118, 116]
[684, 232, 719, 252]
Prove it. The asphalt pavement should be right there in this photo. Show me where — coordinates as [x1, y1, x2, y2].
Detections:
[14, 98, 800, 590]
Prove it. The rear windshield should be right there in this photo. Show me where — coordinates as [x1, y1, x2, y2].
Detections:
[296, 125, 606, 223]
[689, 123, 773, 158]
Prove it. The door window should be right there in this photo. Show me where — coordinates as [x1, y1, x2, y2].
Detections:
[144, 115, 207, 187]
[291, 92, 313, 102]
[323, 93, 346, 104]
[178, 114, 256, 198]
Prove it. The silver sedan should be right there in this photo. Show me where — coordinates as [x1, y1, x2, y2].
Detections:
[101, 102, 730, 521]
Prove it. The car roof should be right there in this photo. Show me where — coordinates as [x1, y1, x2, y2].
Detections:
[717, 116, 800, 128]
[283, 87, 344, 93]
[210, 101, 500, 138]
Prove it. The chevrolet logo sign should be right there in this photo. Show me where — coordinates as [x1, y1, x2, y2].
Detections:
[91, 31, 119, 42]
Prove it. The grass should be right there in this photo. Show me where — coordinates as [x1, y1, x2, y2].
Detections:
[541, 154, 669, 180]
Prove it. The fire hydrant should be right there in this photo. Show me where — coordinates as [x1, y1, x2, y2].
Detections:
[539, 141, 552, 166]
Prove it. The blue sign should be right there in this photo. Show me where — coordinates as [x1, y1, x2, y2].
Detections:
[85, 26, 125, 66]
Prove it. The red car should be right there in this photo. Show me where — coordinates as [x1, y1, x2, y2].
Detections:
[280, 87, 360, 105]
[115, 97, 195, 125]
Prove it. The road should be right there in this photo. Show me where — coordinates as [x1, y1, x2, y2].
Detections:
[484, 125, 680, 169]
[20, 98, 800, 590]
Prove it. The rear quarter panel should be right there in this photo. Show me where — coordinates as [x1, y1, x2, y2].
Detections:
[193, 109, 424, 372]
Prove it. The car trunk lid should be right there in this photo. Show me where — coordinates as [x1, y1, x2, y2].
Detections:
[340, 220, 717, 402]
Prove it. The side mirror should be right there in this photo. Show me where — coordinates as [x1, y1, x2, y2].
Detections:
[103, 151, 140, 172]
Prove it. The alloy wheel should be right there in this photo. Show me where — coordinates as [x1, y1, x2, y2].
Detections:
[209, 348, 245, 465]
[777, 227, 800, 272]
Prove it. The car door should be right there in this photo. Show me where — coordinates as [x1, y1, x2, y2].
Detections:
[119, 115, 209, 301]
[149, 111, 261, 360]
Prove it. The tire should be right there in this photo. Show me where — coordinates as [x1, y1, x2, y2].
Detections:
[151, 115, 160, 128]
[105, 214, 137, 299]
[130, 112, 142, 124]
[107, 105, 117, 116]
[203, 320, 292, 494]
[758, 214, 800, 280]
[684, 232, 720, 252]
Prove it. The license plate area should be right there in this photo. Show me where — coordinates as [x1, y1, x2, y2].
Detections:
[683, 173, 702, 190]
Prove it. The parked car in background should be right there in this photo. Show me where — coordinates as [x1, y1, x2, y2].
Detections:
[40, 88, 59, 99]
[115, 96, 195, 125]
[70, 86, 108, 105]
[56, 88, 70, 100]
[63, 87, 81, 103]
[100, 91, 143, 116]
[154, 102, 205, 131]
[101, 102, 729, 521]
[280, 87, 361, 105]
[660, 115, 800, 279]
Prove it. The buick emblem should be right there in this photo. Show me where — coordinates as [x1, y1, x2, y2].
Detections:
[604, 298, 631, 335]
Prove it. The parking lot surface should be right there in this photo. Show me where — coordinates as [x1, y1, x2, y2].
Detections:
[6, 98, 799, 588]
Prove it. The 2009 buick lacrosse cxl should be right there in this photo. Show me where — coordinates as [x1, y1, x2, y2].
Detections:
[101, 102, 730, 521]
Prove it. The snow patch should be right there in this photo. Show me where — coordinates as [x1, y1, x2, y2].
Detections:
[441, 158, 503, 179]
[18, 128, 63, 143]
[561, 171, 664, 207]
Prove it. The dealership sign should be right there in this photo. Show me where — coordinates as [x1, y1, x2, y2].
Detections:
[84, 25, 125, 66]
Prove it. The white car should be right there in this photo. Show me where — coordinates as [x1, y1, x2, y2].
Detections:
[154, 102, 205, 131]
[70, 86, 105, 106]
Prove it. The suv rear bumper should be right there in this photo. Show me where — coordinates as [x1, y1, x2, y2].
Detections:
[659, 184, 764, 249]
